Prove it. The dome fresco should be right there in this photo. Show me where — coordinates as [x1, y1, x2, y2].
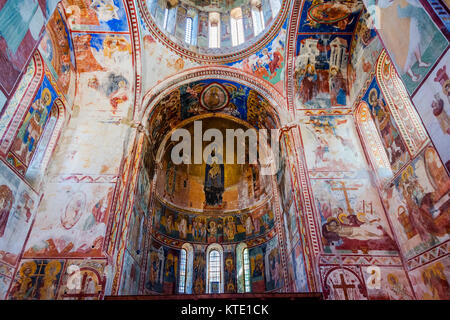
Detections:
[139, 0, 287, 62]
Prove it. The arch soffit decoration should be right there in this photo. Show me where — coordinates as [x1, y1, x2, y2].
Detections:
[139, 66, 291, 127]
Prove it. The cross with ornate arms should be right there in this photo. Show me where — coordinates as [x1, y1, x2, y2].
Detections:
[331, 181, 359, 215]
[333, 273, 355, 300]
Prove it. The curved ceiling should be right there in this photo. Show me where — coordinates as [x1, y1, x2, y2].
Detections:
[154, 115, 273, 214]
[137, 0, 290, 63]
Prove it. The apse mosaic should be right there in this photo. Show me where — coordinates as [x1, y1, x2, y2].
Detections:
[153, 116, 274, 213]
[145, 79, 280, 177]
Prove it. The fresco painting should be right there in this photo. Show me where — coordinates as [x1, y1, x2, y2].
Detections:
[381, 146, 450, 259]
[228, 21, 287, 92]
[74, 32, 132, 117]
[10, 76, 58, 168]
[8, 259, 64, 300]
[360, 78, 410, 173]
[312, 176, 398, 255]
[39, 6, 76, 105]
[23, 183, 114, 258]
[224, 251, 237, 293]
[295, 34, 352, 108]
[127, 205, 147, 265]
[300, 115, 366, 171]
[348, 8, 382, 104]
[321, 266, 367, 300]
[362, 266, 414, 300]
[192, 249, 206, 294]
[57, 259, 106, 300]
[249, 245, 265, 292]
[63, 0, 129, 32]
[299, 0, 364, 33]
[264, 236, 283, 291]
[119, 250, 141, 295]
[412, 53, 450, 172]
[145, 243, 165, 293]
[141, 34, 199, 93]
[408, 258, 450, 300]
[0, 273, 11, 299]
[136, 165, 151, 213]
[364, 0, 448, 94]
[0, 0, 447, 301]
[291, 240, 308, 292]
[154, 199, 275, 244]
[0, 160, 38, 266]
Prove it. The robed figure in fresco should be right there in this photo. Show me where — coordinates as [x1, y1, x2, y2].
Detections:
[204, 149, 225, 206]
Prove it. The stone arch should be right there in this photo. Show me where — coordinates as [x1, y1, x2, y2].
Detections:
[139, 66, 290, 125]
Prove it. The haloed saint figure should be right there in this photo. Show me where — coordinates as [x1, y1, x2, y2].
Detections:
[204, 149, 225, 206]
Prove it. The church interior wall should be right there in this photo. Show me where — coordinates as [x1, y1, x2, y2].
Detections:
[0, 0, 448, 300]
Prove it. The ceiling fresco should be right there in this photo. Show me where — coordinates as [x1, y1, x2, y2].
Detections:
[62, 0, 130, 32]
[137, 0, 291, 63]
[294, 0, 369, 111]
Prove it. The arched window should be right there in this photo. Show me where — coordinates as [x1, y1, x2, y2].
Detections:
[185, 17, 193, 44]
[178, 248, 187, 293]
[209, 12, 221, 48]
[230, 8, 244, 46]
[163, 8, 169, 29]
[178, 243, 193, 293]
[206, 243, 223, 293]
[251, 0, 265, 36]
[209, 250, 220, 292]
[236, 242, 251, 293]
[269, 0, 281, 18]
[243, 248, 251, 292]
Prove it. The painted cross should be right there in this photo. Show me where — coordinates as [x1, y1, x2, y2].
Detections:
[333, 273, 355, 300]
[331, 181, 359, 215]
